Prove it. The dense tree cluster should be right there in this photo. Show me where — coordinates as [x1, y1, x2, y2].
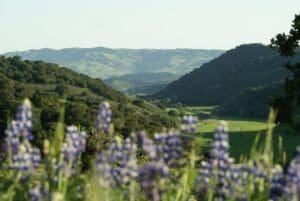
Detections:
[0, 56, 177, 148]
[215, 82, 284, 118]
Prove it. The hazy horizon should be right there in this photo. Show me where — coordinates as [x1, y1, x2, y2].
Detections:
[1, 0, 300, 53]
[3, 45, 229, 53]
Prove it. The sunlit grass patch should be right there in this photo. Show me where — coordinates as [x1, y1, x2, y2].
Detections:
[198, 118, 269, 133]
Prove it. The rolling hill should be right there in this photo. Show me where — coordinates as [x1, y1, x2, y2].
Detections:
[3, 47, 224, 79]
[154, 44, 300, 105]
[0, 56, 177, 147]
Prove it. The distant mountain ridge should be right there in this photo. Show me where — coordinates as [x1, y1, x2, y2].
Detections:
[154, 44, 300, 105]
[3, 47, 224, 79]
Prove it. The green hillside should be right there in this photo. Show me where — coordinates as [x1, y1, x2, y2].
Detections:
[104, 72, 179, 95]
[3, 48, 224, 79]
[0, 56, 177, 146]
[214, 82, 284, 118]
[154, 44, 299, 105]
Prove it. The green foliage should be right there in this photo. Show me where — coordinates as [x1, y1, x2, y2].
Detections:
[167, 109, 179, 117]
[0, 56, 177, 148]
[154, 44, 300, 105]
[215, 82, 284, 118]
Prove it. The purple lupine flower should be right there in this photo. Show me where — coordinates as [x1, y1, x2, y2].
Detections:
[30, 148, 41, 169]
[15, 98, 33, 140]
[209, 121, 232, 199]
[180, 115, 198, 134]
[95, 101, 112, 133]
[154, 130, 182, 167]
[137, 131, 157, 160]
[282, 146, 300, 200]
[97, 137, 138, 188]
[116, 138, 138, 184]
[4, 99, 41, 171]
[5, 121, 21, 154]
[29, 184, 49, 201]
[97, 152, 114, 188]
[138, 160, 169, 201]
[196, 161, 212, 193]
[228, 163, 248, 201]
[29, 186, 41, 201]
[196, 121, 243, 200]
[61, 126, 87, 165]
[97, 137, 122, 187]
[9, 142, 41, 171]
[270, 166, 285, 201]
[248, 161, 267, 181]
[137, 131, 171, 201]
[5, 99, 33, 153]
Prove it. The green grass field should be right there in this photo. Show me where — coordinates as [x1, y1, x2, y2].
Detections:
[178, 106, 300, 162]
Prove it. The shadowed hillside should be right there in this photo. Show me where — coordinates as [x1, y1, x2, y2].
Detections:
[154, 44, 300, 105]
[214, 82, 284, 118]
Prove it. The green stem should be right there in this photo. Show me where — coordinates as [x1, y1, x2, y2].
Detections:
[6, 171, 21, 201]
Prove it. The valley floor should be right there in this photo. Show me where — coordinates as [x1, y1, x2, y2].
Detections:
[174, 106, 300, 162]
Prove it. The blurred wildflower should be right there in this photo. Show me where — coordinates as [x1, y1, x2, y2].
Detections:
[209, 121, 231, 199]
[60, 125, 87, 174]
[196, 161, 212, 193]
[97, 137, 138, 188]
[29, 183, 49, 201]
[95, 101, 112, 134]
[138, 160, 169, 201]
[62, 126, 87, 163]
[137, 131, 157, 160]
[270, 165, 285, 201]
[116, 138, 138, 184]
[196, 121, 248, 200]
[181, 115, 198, 134]
[284, 146, 300, 200]
[154, 130, 182, 167]
[137, 131, 170, 201]
[4, 99, 41, 171]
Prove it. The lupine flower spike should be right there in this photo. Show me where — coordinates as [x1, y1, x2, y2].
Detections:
[4, 99, 41, 171]
[60, 125, 87, 174]
[181, 115, 198, 134]
[95, 101, 113, 134]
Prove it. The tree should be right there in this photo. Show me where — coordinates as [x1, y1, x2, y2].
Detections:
[270, 14, 300, 129]
[55, 84, 69, 96]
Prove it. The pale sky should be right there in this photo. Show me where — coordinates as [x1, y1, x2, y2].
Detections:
[0, 0, 299, 53]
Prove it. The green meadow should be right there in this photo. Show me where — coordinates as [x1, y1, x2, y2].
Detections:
[177, 106, 300, 162]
